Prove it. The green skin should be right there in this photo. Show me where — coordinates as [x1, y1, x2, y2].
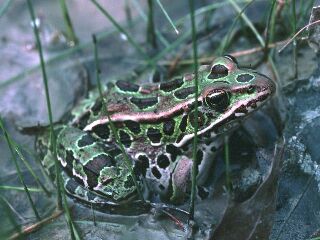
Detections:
[38, 56, 276, 207]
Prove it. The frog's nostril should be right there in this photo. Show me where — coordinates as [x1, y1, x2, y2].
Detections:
[246, 85, 255, 94]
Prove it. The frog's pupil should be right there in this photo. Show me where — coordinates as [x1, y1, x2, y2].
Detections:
[208, 64, 228, 79]
[205, 90, 229, 112]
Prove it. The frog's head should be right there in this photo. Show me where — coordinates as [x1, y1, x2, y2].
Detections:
[200, 55, 276, 118]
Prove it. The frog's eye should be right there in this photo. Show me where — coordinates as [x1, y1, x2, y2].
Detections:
[204, 90, 230, 112]
[208, 64, 229, 79]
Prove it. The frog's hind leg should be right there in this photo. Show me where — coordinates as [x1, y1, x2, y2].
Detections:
[38, 125, 141, 206]
[61, 172, 150, 215]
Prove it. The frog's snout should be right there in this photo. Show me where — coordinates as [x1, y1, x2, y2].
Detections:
[255, 73, 276, 96]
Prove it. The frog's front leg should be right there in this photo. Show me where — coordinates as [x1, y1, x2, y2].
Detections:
[158, 139, 223, 204]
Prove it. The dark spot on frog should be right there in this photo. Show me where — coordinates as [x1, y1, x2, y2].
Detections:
[189, 111, 205, 128]
[147, 128, 162, 144]
[166, 144, 182, 162]
[115, 80, 140, 92]
[181, 144, 189, 152]
[157, 154, 170, 169]
[196, 150, 203, 166]
[105, 145, 122, 158]
[152, 166, 162, 179]
[197, 186, 209, 199]
[187, 100, 202, 110]
[91, 123, 110, 140]
[124, 120, 141, 134]
[236, 73, 254, 83]
[77, 134, 95, 147]
[91, 99, 103, 115]
[136, 155, 150, 177]
[76, 112, 91, 129]
[210, 146, 217, 152]
[65, 150, 74, 164]
[159, 184, 165, 190]
[173, 87, 194, 99]
[176, 133, 184, 144]
[86, 154, 113, 174]
[159, 78, 184, 92]
[208, 64, 228, 79]
[130, 96, 158, 110]
[124, 178, 134, 188]
[163, 119, 175, 136]
[179, 115, 188, 132]
[119, 130, 132, 148]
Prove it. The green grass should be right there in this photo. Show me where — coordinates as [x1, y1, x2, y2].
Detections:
[188, 0, 199, 221]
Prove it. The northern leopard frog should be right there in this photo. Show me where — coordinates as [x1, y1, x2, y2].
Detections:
[37, 56, 276, 211]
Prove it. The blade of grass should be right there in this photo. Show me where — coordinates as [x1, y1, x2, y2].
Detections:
[228, 0, 265, 46]
[0, 196, 22, 238]
[175, 0, 252, 27]
[0, 0, 11, 18]
[59, 174, 80, 240]
[92, 35, 143, 200]
[263, 0, 277, 61]
[147, 0, 157, 48]
[0, 186, 42, 192]
[297, 0, 315, 26]
[228, 0, 280, 84]
[218, 0, 256, 55]
[10, 141, 51, 196]
[188, 0, 199, 221]
[131, 0, 169, 47]
[291, 0, 297, 79]
[0, 118, 40, 221]
[224, 136, 231, 191]
[26, 0, 62, 210]
[156, 0, 179, 34]
[124, 0, 133, 26]
[59, 0, 78, 45]
[91, 0, 150, 62]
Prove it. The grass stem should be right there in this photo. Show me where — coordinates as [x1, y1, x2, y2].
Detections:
[92, 35, 143, 200]
[0, 119, 40, 221]
[147, 0, 157, 48]
[188, 0, 199, 221]
[26, 0, 62, 210]
[59, 0, 78, 45]
[91, 0, 150, 61]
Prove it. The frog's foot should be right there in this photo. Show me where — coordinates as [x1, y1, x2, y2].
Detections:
[62, 172, 150, 215]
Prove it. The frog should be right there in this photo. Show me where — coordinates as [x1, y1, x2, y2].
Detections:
[37, 55, 276, 212]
